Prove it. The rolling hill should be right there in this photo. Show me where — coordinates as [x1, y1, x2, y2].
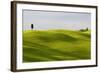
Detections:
[23, 29, 91, 62]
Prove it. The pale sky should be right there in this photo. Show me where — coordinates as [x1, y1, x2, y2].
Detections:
[23, 10, 91, 30]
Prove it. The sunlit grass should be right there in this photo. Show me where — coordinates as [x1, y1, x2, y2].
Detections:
[23, 29, 91, 62]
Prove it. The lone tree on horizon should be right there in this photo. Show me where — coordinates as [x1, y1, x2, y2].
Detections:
[86, 27, 88, 31]
[80, 27, 89, 32]
[31, 24, 34, 30]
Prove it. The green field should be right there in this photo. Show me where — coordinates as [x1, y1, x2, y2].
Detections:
[23, 29, 91, 62]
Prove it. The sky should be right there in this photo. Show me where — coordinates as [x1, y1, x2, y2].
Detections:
[23, 10, 91, 30]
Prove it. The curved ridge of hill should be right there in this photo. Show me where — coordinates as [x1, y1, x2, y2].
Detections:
[23, 30, 91, 62]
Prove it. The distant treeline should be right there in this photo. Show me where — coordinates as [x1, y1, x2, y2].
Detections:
[80, 28, 89, 32]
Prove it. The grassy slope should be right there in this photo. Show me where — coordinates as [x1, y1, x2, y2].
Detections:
[23, 30, 91, 62]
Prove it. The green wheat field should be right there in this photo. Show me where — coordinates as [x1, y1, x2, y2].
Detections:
[23, 29, 91, 62]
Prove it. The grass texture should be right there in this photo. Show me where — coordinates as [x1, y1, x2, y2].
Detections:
[23, 29, 91, 62]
